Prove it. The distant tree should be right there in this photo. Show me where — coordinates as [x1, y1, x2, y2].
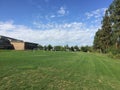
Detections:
[47, 44, 53, 51]
[74, 45, 80, 51]
[38, 45, 43, 50]
[54, 46, 65, 51]
[81, 46, 92, 52]
[64, 44, 70, 51]
[44, 45, 47, 51]
[81, 46, 88, 52]
[70, 46, 74, 51]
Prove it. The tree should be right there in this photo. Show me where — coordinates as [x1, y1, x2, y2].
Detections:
[47, 44, 53, 51]
[38, 45, 43, 50]
[44, 45, 47, 51]
[74, 45, 80, 51]
[64, 44, 70, 51]
[94, 0, 120, 53]
[108, 0, 120, 46]
[93, 29, 102, 51]
[81, 46, 90, 52]
[54, 46, 65, 51]
[70, 46, 74, 51]
[101, 10, 112, 52]
[94, 28, 109, 53]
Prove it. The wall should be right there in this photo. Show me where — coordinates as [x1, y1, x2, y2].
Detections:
[11, 42, 25, 50]
[25, 42, 38, 50]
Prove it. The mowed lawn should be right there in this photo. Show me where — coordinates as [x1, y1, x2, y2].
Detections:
[0, 51, 120, 90]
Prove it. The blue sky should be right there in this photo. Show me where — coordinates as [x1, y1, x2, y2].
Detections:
[0, 0, 113, 46]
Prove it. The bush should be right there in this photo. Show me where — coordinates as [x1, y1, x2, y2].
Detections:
[109, 47, 120, 55]
[108, 47, 120, 59]
[81, 46, 93, 52]
[54, 46, 65, 51]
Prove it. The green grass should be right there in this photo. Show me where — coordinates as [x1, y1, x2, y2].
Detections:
[0, 50, 120, 90]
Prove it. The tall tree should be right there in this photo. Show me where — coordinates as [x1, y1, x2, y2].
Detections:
[94, 0, 120, 53]
[101, 10, 112, 51]
[94, 11, 112, 53]
[109, 0, 120, 45]
[93, 29, 103, 52]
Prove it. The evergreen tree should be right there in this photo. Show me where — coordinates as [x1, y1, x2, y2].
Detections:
[94, 11, 112, 53]
[94, 0, 120, 53]
[108, 0, 120, 46]
[101, 10, 112, 52]
[93, 29, 103, 52]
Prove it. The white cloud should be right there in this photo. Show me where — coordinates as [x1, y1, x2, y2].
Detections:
[1, 8, 106, 46]
[85, 8, 107, 19]
[50, 15, 56, 18]
[0, 21, 98, 46]
[57, 6, 68, 16]
[33, 21, 85, 30]
[0, 21, 15, 30]
[84, 8, 107, 28]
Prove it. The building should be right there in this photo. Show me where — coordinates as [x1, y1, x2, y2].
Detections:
[0, 36, 14, 49]
[0, 35, 38, 50]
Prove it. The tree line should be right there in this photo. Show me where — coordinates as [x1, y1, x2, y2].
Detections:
[37, 44, 92, 52]
[94, 0, 120, 55]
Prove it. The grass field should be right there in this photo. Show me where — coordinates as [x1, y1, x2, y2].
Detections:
[0, 50, 120, 90]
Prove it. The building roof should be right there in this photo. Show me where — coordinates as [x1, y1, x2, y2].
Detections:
[0, 35, 23, 42]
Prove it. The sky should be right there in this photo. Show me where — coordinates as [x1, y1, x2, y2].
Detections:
[0, 0, 113, 46]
